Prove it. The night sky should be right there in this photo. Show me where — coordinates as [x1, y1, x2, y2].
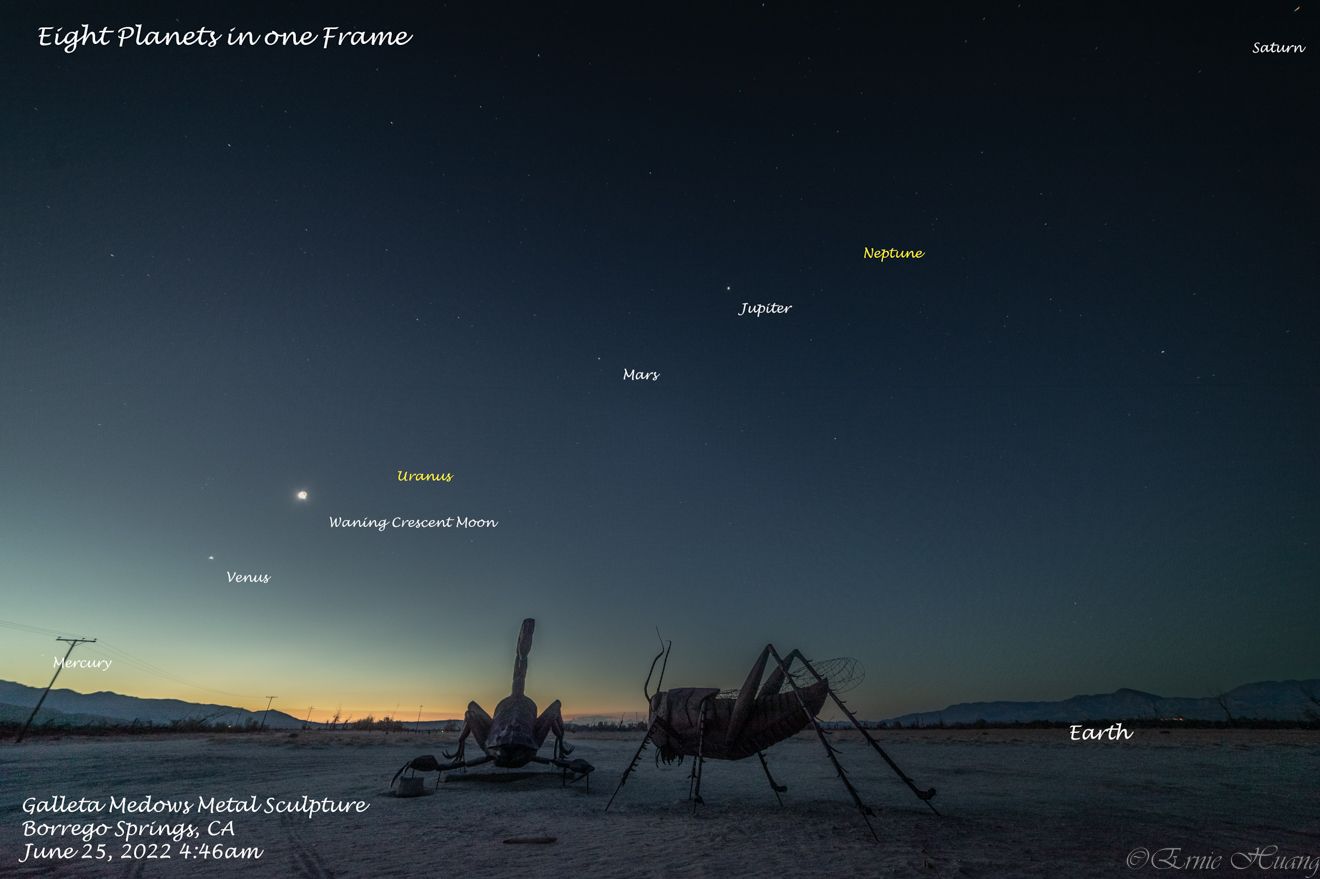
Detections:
[1, 3, 1316, 722]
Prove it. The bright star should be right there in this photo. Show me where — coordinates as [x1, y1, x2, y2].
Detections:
[296, 490, 309, 501]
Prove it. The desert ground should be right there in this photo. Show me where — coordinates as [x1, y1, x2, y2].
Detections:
[2, 729, 1317, 878]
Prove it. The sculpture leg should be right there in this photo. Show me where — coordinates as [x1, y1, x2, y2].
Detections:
[393, 701, 495, 789]
[757, 751, 786, 806]
[390, 752, 494, 789]
[529, 753, 594, 786]
[689, 698, 707, 813]
[606, 720, 657, 811]
[766, 645, 879, 842]
[782, 650, 940, 816]
[444, 701, 492, 762]
[532, 699, 573, 758]
[526, 700, 589, 785]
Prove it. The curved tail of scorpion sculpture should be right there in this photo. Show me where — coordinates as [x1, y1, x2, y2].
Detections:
[391, 619, 593, 791]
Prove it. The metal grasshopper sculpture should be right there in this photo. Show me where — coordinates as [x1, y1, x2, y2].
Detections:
[607, 638, 938, 839]
[391, 619, 593, 790]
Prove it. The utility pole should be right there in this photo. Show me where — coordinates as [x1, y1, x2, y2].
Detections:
[259, 695, 277, 731]
[16, 636, 96, 743]
[416, 704, 423, 727]
[303, 706, 314, 729]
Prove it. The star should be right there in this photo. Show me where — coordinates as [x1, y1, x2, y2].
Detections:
[296, 490, 309, 501]
[208, 555, 215, 561]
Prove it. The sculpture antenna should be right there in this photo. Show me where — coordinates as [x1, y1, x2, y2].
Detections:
[643, 629, 672, 701]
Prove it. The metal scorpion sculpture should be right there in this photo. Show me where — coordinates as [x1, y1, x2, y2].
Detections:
[607, 637, 939, 839]
[392, 619, 593, 790]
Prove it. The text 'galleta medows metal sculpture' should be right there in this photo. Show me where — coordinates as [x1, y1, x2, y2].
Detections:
[392, 619, 593, 790]
[607, 638, 939, 840]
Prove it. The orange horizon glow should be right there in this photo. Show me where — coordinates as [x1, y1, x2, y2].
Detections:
[8, 668, 649, 726]
[246, 705, 648, 725]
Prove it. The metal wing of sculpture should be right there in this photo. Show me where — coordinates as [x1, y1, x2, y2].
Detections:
[718, 656, 865, 700]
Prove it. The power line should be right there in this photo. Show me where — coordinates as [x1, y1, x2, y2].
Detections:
[93, 642, 259, 702]
[16, 636, 96, 743]
[0, 617, 259, 703]
[0, 618, 88, 639]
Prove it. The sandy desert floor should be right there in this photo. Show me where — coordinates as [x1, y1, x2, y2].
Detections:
[2, 729, 1318, 878]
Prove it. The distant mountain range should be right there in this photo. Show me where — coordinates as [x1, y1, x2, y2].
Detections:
[0, 680, 305, 729]
[2, 678, 1316, 732]
[883, 679, 1320, 726]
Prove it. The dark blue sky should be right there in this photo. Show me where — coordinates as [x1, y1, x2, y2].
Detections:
[1, 2, 1315, 720]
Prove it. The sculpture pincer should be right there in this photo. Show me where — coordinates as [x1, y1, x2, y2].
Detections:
[392, 619, 593, 789]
